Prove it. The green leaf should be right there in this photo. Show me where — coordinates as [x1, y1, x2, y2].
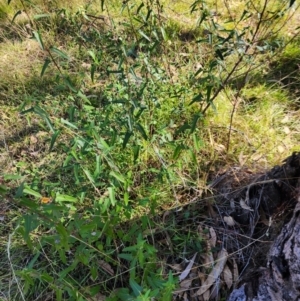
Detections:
[123, 245, 138, 252]
[136, 2, 144, 14]
[189, 93, 203, 105]
[33, 31, 44, 50]
[83, 168, 95, 184]
[23, 187, 42, 198]
[19, 198, 39, 210]
[94, 155, 101, 177]
[0, 185, 7, 195]
[193, 133, 203, 152]
[135, 123, 148, 140]
[59, 260, 78, 278]
[15, 182, 25, 198]
[133, 145, 140, 163]
[206, 85, 213, 102]
[50, 47, 69, 60]
[20, 107, 35, 115]
[91, 64, 96, 82]
[27, 252, 41, 269]
[33, 106, 54, 132]
[56, 194, 77, 203]
[173, 144, 184, 160]
[60, 118, 78, 129]
[190, 113, 202, 133]
[124, 192, 129, 206]
[24, 214, 39, 238]
[138, 29, 151, 42]
[88, 50, 96, 62]
[110, 171, 126, 183]
[123, 131, 132, 148]
[49, 130, 60, 152]
[160, 26, 168, 41]
[63, 77, 77, 92]
[41, 272, 53, 283]
[118, 253, 133, 261]
[175, 122, 190, 136]
[11, 10, 22, 23]
[41, 58, 51, 77]
[33, 14, 50, 20]
[97, 138, 110, 151]
[56, 223, 69, 248]
[4, 174, 22, 180]
[116, 288, 131, 301]
[215, 49, 224, 60]
[77, 90, 90, 104]
[108, 187, 116, 206]
[130, 278, 143, 297]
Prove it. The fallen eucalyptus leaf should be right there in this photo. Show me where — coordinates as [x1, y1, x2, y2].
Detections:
[179, 253, 197, 282]
[240, 199, 253, 211]
[194, 249, 228, 297]
[223, 264, 233, 289]
[224, 216, 235, 226]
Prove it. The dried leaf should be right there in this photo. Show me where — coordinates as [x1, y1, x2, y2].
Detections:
[169, 263, 182, 272]
[99, 260, 114, 276]
[215, 143, 226, 152]
[194, 249, 228, 297]
[40, 197, 52, 204]
[202, 252, 214, 269]
[224, 216, 235, 226]
[238, 151, 247, 166]
[223, 264, 233, 289]
[209, 227, 217, 247]
[283, 126, 290, 134]
[92, 293, 107, 301]
[198, 271, 206, 284]
[197, 225, 204, 236]
[180, 278, 193, 289]
[209, 279, 221, 300]
[231, 258, 239, 285]
[179, 253, 197, 282]
[30, 135, 38, 144]
[281, 115, 290, 123]
[278, 145, 285, 153]
[162, 210, 171, 223]
[240, 199, 253, 211]
[183, 292, 189, 301]
[203, 289, 210, 301]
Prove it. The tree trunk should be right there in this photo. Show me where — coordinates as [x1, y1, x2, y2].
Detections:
[226, 153, 300, 301]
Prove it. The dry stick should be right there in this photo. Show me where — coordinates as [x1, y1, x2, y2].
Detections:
[18, 0, 34, 28]
[47, 49, 63, 75]
[225, 62, 252, 153]
[226, 92, 240, 153]
[7, 228, 26, 301]
[244, 178, 278, 204]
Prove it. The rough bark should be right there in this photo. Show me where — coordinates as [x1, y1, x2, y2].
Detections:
[228, 201, 300, 301]
[224, 153, 300, 301]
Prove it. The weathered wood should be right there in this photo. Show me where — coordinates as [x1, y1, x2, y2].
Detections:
[225, 152, 300, 301]
[228, 201, 300, 301]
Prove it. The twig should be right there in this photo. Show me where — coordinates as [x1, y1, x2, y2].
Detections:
[7, 227, 26, 301]
[245, 178, 277, 204]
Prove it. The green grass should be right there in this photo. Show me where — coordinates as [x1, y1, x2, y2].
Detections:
[0, 0, 300, 300]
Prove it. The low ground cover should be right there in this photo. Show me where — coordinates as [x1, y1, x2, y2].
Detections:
[0, 0, 299, 300]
